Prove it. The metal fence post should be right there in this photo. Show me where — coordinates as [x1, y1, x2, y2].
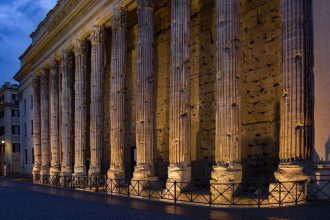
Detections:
[174, 181, 177, 204]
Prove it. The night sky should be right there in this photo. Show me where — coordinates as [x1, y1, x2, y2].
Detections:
[0, 0, 57, 85]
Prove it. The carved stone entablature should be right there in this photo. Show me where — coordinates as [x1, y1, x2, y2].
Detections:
[111, 7, 127, 30]
[90, 26, 105, 44]
[74, 39, 89, 54]
[30, 0, 81, 44]
[61, 50, 74, 68]
[137, 0, 155, 10]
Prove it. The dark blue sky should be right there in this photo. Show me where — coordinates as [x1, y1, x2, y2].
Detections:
[0, 0, 57, 85]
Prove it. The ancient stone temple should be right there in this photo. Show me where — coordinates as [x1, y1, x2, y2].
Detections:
[14, 0, 330, 204]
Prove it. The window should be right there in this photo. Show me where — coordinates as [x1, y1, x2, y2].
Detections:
[24, 123, 27, 137]
[12, 125, 20, 135]
[0, 110, 4, 118]
[31, 120, 33, 135]
[0, 126, 5, 136]
[32, 148, 34, 164]
[11, 109, 19, 117]
[0, 143, 5, 153]
[12, 94, 19, 101]
[24, 99, 26, 114]
[12, 143, 20, 153]
[25, 149, 28, 164]
[30, 95, 33, 109]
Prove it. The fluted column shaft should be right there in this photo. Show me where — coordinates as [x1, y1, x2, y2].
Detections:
[32, 76, 41, 175]
[279, 0, 312, 162]
[133, 0, 156, 180]
[60, 51, 74, 176]
[40, 68, 50, 176]
[89, 27, 105, 176]
[214, 0, 241, 165]
[49, 60, 60, 176]
[108, 8, 127, 179]
[167, 0, 191, 182]
[74, 40, 88, 176]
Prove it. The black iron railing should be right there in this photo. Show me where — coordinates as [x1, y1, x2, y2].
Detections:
[9, 174, 330, 208]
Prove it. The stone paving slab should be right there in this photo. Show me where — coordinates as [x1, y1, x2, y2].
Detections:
[1, 178, 330, 220]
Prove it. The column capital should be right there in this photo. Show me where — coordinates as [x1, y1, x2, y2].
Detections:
[40, 68, 48, 78]
[90, 26, 105, 44]
[61, 50, 73, 68]
[137, 0, 154, 10]
[32, 75, 40, 89]
[50, 58, 59, 70]
[111, 7, 127, 30]
[74, 39, 89, 55]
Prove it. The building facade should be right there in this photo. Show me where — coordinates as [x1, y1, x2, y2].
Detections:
[14, 0, 330, 192]
[0, 82, 20, 176]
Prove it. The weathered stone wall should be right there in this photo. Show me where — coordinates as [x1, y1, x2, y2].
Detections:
[107, 0, 281, 182]
[240, 0, 281, 183]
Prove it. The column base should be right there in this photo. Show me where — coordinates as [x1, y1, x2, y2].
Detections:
[269, 162, 309, 206]
[50, 166, 60, 176]
[32, 167, 41, 184]
[210, 163, 242, 205]
[88, 166, 101, 177]
[107, 165, 126, 191]
[130, 164, 158, 193]
[164, 164, 191, 198]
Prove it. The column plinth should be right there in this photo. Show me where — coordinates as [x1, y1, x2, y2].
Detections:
[166, 0, 191, 190]
[89, 27, 105, 177]
[60, 50, 74, 177]
[132, 0, 157, 183]
[40, 68, 50, 177]
[74, 39, 89, 177]
[107, 7, 127, 181]
[49, 59, 60, 176]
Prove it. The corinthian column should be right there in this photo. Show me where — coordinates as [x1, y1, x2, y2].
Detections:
[49, 59, 60, 176]
[74, 39, 89, 177]
[211, 0, 242, 187]
[132, 0, 157, 182]
[40, 68, 50, 177]
[32, 76, 41, 178]
[107, 8, 127, 180]
[167, 0, 191, 185]
[275, 0, 312, 182]
[60, 50, 74, 176]
[89, 27, 105, 176]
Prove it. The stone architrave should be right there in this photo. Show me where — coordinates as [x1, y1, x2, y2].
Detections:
[132, 0, 157, 183]
[32, 75, 41, 180]
[49, 59, 61, 176]
[269, 0, 312, 205]
[210, 0, 242, 203]
[74, 39, 89, 177]
[60, 50, 74, 176]
[167, 0, 191, 189]
[107, 7, 127, 180]
[89, 27, 105, 176]
[40, 68, 50, 177]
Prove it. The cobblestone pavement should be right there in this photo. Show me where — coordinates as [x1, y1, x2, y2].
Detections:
[0, 178, 330, 220]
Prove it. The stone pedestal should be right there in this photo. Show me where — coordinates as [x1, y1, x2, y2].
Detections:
[269, 163, 308, 206]
[210, 163, 242, 204]
[165, 164, 191, 195]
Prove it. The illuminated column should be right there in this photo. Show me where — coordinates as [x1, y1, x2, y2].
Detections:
[89, 27, 105, 176]
[74, 39, 88, 177]
[49, 59, 60, 176]
[132, 0, 157, 182]
[211, 0, 242, 186]
[167, 0, 191, 185]
[275, 0, 312, 182]
[32, 76, 41, 177]
[40, 68, 50, 176]
[60, 50, 74, 176]
[107, 7, 127, 180]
